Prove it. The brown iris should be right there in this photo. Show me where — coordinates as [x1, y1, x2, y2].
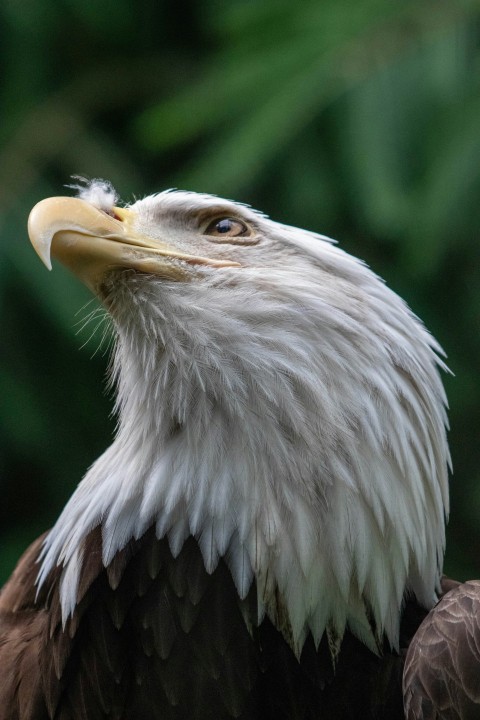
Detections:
[204, 217, 250, 238]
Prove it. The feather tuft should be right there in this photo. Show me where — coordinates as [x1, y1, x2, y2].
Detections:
[68, 176, 119, 213]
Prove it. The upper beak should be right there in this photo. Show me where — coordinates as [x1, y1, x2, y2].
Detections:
[28, 196, 239, 293]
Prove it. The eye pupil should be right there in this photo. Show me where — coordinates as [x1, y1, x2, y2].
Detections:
[216, 219, 232, 233]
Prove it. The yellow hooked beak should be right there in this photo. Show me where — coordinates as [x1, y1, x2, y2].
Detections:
[28, 196, 240, 292]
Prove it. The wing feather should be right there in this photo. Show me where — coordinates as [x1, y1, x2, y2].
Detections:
[404, 579, 480, 719]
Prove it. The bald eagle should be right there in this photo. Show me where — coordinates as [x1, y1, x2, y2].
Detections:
[0, 181, 476, 719]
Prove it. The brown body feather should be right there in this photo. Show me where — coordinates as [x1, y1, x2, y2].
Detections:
[0, 527, 430, 720]
[404, 579, 480, 720]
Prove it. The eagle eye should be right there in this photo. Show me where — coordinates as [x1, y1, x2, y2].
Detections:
[204, 217, 250, 239]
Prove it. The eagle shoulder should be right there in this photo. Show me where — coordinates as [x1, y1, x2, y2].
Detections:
[403, 578, 480, 720]
[0, 534, 50, 720]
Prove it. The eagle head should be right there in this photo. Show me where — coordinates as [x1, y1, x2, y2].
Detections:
[28, 179, 449, 658]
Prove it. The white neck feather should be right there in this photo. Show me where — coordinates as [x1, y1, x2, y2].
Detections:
[38, 238, 449, 656]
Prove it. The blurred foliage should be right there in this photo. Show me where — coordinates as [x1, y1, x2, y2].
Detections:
[0, 0, 479, 584]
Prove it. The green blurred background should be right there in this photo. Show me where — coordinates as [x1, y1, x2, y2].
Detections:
[1, 0, 479, 584]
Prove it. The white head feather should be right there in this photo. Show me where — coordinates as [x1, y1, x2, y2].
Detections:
[38, 186, 450, 656]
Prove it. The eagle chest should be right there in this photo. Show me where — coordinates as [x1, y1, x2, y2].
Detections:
[20, 528, 408, 720]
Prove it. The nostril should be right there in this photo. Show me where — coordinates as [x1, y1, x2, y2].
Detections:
[103, 209, 123, 221]
[110, 207, 130, 223]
